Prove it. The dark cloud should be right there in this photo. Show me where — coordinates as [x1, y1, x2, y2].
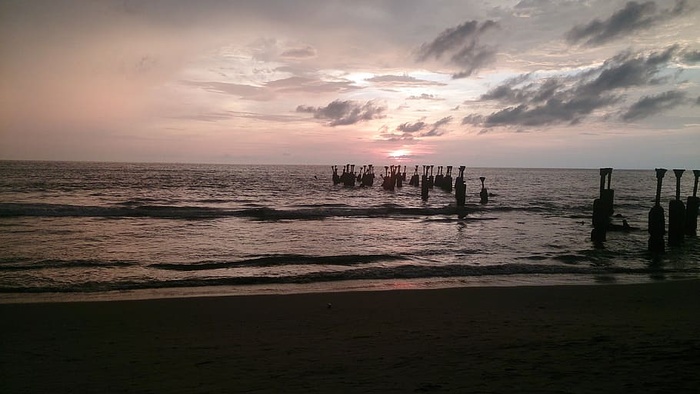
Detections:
[407, 93, 444, 101]
[397, 121, 427, 133]
[622, 90, 687, 121]
[366, 75, 446, 86]
[696, 96, 700, 105]
[296, 100, 386, 126]
[384, 116, 452, 140]
[424, 116, 452, 136]
[416, 20, 499, 79]
[681, 49, 700, 64]
[465, 47, 687, 128]
[565, 1, 689, 46]
[280, 46, 317, 59]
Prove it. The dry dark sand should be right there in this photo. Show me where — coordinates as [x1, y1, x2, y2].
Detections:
[2, 281, 700, 393]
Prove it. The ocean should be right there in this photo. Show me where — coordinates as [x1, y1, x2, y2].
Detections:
[1, 161, 698, 302]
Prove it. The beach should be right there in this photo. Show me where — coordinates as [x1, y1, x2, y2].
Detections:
[2, 281, 699, 393]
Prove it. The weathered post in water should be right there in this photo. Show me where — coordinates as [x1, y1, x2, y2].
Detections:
[409, 165, 419, 186]
[668, 169, 686, 246]
[435, 166, 444, 190]
[591, 168, 615, 244]
[600, 168, 614, 217]
[444, 166, 453, 193]
[648, 168, 667, 254]
[685, 170, 700, 236]
[455, 166, 466, 208]
[455, 166, 467, 219]
[421, 165, 430, 201]
[479, 176, 488, 204]
[332, 165, 341, 185]
[395, 165, 403, 188]
[428, 165, 435, 189]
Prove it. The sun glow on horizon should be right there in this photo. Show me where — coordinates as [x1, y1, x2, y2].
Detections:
[388, 149, 410, 158]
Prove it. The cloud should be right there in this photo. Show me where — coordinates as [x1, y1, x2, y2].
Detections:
[565, 1, 689, 46]
[681, 49, 700, 64]
[465, 47, 685, 128]
[416, 20, 499, 79]
[407, 93, 444, 101]
[280, 45, 317, 59]
[183, 75, 360, 101]
[622, 90, 687, 121]
[296, 99, 386, 126]
[366, 75, 446, 86]
[397, 121, 427, 133]
[384, 116, 453, 140]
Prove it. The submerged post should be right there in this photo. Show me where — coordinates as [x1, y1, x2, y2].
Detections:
[409, 165, 419, 186]
[591, 168, 611, 245]
[421, 165, 429, 201]
[668, 169, 686, 246]
[685, 170, 700, 236]
[444, 166, 453, 192]
[479, 176, 488, 204]
[455, 166, 466, 211]
[648, 168, 667, 254]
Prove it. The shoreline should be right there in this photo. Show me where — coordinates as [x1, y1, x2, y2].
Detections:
[2, 272, 694, 305]
[2, 280, 699, 393]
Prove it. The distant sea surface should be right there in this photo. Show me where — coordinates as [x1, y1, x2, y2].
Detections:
[1, 161, 698, 302]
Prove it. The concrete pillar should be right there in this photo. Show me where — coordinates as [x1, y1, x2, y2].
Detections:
[668, 169, 685, 246]
[685, 170, 699, 236]
[648, 168, 667, 254]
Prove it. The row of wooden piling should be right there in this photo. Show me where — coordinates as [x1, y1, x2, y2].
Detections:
[591, 168, 699, 254]
[331, 164, 489, 206]
[648, 169, 700, 254]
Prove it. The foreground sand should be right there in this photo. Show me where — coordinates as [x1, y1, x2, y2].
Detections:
[2, 281, 699, 393]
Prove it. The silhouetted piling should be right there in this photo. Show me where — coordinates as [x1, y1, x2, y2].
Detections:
[600, 168, 614, 217]
[668, 169, 685, 246]
[648, 168, 667, 254]
[455, 166, 466, 208]
[444, 166, 453, 193]
[685, 170, 699, 237]
[435, 166, 444, 190]
[361, 164, 375, 187]
[428, 165, 434, 189]
[382, 166, 394, 191]
[409, 165, 419, 186]
[479, 176, 488, 205]
[341, 164, 356, 187]
[421, 165, 429, 201]
[332, 165, 341, 185]
[591, 168, 612, 244]
[395, 165, 403, 188]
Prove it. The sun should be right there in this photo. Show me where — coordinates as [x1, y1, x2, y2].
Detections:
[388, 149, 410, 158]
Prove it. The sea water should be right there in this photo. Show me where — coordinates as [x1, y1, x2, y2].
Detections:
[0, 161, 698, 302]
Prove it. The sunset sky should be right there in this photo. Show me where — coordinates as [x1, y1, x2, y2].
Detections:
[1, 0, 698, 168]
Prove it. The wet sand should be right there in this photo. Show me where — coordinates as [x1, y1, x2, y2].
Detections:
[2, 281, 699, 393]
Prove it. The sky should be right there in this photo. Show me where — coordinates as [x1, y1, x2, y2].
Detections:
[1, 0, 698, 168]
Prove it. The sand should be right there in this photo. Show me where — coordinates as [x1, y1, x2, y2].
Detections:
[1, 281, 699, 393]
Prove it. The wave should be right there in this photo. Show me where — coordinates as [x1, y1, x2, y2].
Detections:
[2, 263, 697, 293]
[151, 254, 405, 271]
[0, 259, 138, 271]
[0, 202, 482, 220]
